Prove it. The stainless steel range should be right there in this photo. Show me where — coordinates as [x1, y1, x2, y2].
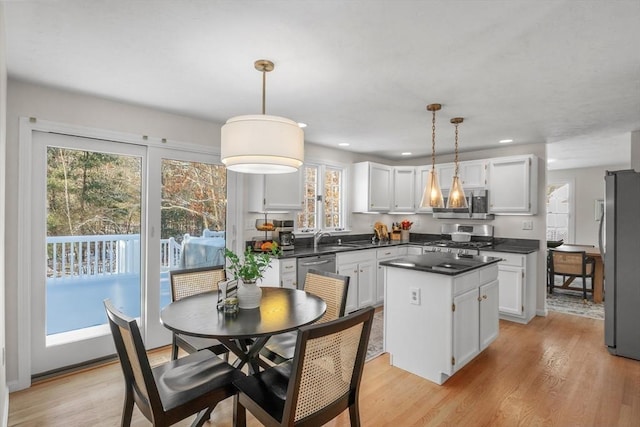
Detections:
[423, 224, 493, 256]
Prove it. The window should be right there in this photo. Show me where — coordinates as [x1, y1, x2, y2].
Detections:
[297, 163, 346, 231]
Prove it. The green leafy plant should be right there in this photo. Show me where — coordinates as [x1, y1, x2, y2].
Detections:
[224, 246, 280, 282]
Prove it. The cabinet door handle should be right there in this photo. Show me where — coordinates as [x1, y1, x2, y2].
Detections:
[478, 296, 483, 302]
[482, 295, 487, 299]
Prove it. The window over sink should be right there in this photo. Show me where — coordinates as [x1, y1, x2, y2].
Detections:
[297, 163, 347, 232]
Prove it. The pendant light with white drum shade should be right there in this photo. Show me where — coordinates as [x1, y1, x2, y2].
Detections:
[220, 60, 304, 174]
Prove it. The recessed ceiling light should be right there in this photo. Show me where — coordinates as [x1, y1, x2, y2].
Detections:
[297, 122, 307, 128]
[499, 139, 513, 144]
[401, 152, 412, 156]
[338, 143, 350, 147]
[547, 158, 557, 163]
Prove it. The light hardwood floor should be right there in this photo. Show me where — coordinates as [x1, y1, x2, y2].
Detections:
[8, 311, 640, 426]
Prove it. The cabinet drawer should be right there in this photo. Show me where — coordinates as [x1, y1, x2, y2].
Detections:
[479, 264, 499, 284]
[337, 249, 374, 264]
[498, 253, 525, 267]
[376, 247, 401, 259]
[453, 270, 479, 296]
[280, 258, 296, 272]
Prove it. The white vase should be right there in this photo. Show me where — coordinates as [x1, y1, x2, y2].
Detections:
[237, 279, 262, 309]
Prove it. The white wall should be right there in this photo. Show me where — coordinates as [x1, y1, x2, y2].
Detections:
[548, 164, 628, 246]
[1, 3, 9, 423]
[632, 130, 640, 172]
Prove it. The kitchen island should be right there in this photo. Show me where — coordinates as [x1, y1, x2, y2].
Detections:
[381, 253, 501, 385]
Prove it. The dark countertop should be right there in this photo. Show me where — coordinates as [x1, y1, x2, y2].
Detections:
[481, 238, 540, 254]
[278, 239, 411, 259]
[380, 253, 502, 276]
[273, 235, 539, 259]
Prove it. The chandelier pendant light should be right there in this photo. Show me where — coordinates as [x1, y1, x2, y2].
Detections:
[446, 117, 468, 209]
[220, 59, 304, 174]
[420, 103, 445, 208]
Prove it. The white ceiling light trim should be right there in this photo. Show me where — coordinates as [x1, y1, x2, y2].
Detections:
[221, 59, 304, 174]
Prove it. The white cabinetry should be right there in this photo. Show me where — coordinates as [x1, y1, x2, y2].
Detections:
[488, 155, 538, 214]
[406, 246, 424, 255]
[438, 160, 487, 192]
[337, 249, 376, 313]
[247, 172, 303, 212]
[375, 246, 404, 305]
[352, 162, 392, 212]
[391, 167, 415, 212]
[261, 258, 297, 289]
[479, 280, 500, 349]
[459, 160, 487, 188]
[385, 262, 499, 384]
[480, 250, 537, 324]
[437, 163, 455, 192]
[414, 165, 433, 213]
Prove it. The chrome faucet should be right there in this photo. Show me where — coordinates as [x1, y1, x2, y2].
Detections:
[313, 230, 331, 249]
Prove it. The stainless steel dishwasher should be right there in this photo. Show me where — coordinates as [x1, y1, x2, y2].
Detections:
[296, 254, 336, 290]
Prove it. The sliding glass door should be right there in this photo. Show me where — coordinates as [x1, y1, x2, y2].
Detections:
[28, 131, 227, 375]
[31, 131, 146, 375]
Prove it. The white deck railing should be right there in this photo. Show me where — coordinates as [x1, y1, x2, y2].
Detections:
[47, 234, 182, 279]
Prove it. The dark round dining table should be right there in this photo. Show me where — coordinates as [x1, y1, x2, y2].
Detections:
[160, 286, 326, 373]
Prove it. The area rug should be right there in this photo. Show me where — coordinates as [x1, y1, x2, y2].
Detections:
[366, 309, 384, 361]
[547, 287, 604, 320]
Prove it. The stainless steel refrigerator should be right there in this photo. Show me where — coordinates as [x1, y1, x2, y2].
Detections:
[602, 170, 640, 360]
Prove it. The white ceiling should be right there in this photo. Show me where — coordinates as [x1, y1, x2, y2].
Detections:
[4, 0, 640, 170]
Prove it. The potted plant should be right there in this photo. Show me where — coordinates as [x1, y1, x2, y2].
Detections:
[224, 245, 280, 309]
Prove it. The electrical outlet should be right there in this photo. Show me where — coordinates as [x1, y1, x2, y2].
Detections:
[522, 220, 533, 230]
[410, 287, 421, 305]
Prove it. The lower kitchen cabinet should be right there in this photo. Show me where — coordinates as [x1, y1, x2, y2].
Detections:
[375, 246, 405, 305]
[261, 258, 297, 289]
[337, 249, 376, 313]
[453, 278, 499, 372]
[480, 250, 537, 324]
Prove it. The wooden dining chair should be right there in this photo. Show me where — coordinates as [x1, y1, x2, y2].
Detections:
[259, 269, 350, 364]
[548, 249, 595, 300]
[234, 306, 375, 427]
[103, 299, 244, 427]
[169, 265, 229, 360]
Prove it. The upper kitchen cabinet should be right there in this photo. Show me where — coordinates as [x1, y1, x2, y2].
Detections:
[488, 155, 538, 214]
[247, 171, 303, 212]
[391, 166, 415, 212]
[439, 160, 487, 191]
[459, 160, 487, 188]
[436, 162, 455, 192]
[352, 162, 392, 212]
[414, 165, 432, 213]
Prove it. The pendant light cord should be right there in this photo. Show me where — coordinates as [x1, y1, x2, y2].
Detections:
[431, 109, 436, 169]
[261, 70, 266, 115]
[454, 123, 459, 176]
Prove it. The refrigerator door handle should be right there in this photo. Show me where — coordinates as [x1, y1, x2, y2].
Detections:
[598, 208, 605, 259]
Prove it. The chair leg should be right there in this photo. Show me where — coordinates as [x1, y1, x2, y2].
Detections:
[582, 275, 588, 301]
[349, 401, 361, 427]
[233, 395, 246, 427]
[191, 407, 214, 427]
[121, 387, 134, 427]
